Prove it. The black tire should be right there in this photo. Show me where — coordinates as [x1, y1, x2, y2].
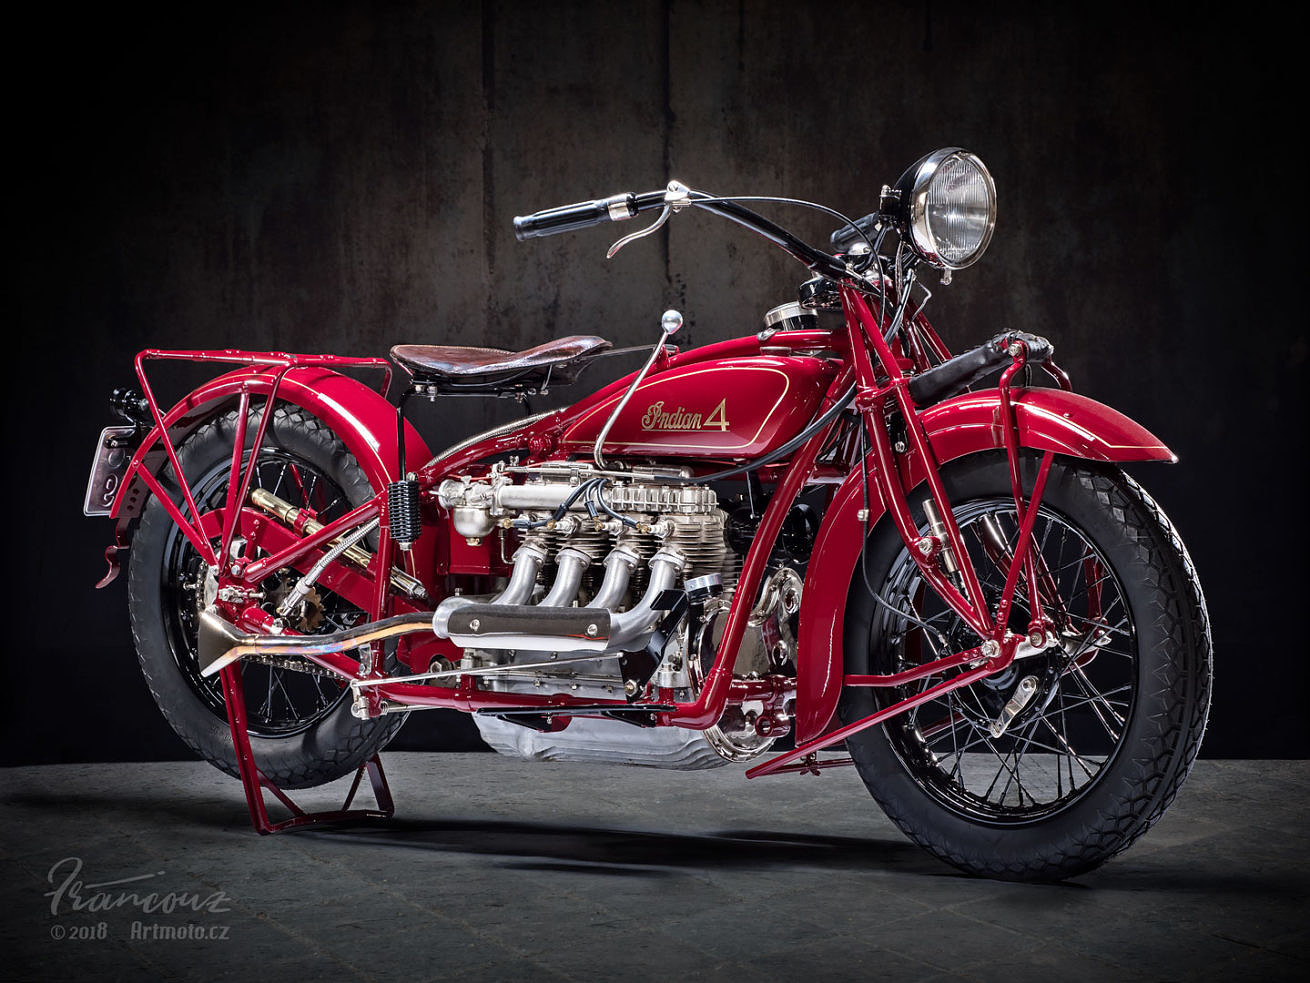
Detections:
[128, 404, 406, 790]
[839, 451, 1212, 881]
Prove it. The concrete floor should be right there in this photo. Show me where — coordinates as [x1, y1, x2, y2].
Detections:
[2, 755, 1307, 982]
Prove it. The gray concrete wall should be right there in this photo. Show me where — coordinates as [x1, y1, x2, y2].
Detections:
[6, 1, 1304, 760]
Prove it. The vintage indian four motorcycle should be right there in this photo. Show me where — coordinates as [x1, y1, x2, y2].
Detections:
[86, 149, 1211, 880]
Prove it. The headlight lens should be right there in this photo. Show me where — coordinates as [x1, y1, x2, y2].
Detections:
[899, 149, 997, 270]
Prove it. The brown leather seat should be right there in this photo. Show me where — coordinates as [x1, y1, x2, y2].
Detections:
[390, 335, 612, 391]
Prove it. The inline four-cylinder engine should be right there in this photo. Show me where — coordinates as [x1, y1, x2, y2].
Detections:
[432, 463, 799, 767]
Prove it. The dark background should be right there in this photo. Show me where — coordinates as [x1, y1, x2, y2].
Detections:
[4, 1, 1304, 764]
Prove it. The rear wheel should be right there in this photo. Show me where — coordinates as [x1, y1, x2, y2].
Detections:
[128, 405, 406, 789]
[840, 452, 1211, 880]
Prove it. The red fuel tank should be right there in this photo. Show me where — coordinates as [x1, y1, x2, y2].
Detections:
[560, 355, 836, 460]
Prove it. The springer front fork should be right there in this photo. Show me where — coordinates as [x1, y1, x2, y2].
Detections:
[745, 283, 1073, 778]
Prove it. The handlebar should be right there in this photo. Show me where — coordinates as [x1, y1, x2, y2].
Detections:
[829, 212, 880, 253]
[513, 191, 666, 241]
[908, 332, 1053, 407]
[515, 184, 850, 279]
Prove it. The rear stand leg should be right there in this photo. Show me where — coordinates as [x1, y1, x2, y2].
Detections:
[218, 663, 395, 834]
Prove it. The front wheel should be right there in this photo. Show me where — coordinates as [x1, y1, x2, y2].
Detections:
[839, 452, 1212, 880]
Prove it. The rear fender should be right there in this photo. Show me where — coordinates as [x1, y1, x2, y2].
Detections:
[105, 366, 435, 590]
[793, 387, 1173, 743]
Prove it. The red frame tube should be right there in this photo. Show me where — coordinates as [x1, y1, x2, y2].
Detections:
[664, 367, 852, 729]
[746, 644, 1015, 779]
[239, 499, 381, 584]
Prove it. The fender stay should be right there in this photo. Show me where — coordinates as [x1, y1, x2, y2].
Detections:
[103, 365, 435, 593]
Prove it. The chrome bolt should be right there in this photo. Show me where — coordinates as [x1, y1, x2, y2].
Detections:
[1008, 341, 1023, 357]
[585, 623, 599, 637]
[1028, 629, 1046, 648]
[624, 679, 639, 697]
[916, 537, 935, 556]
[982, 639, 1000, 658]
[469, 618, 481, 632]
[857, 508, 869, 522]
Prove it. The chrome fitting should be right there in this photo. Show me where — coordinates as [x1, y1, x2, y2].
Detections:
[922, 499, 960, 576]
[989, 675, 1038, 738]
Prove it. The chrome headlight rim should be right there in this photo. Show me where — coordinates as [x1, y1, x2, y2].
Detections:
[896, 147, 997, 271]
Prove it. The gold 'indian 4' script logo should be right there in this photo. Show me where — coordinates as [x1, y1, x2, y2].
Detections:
[640, 399, 730, 432]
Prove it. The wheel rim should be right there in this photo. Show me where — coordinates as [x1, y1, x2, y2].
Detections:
[873, 498, 1138, 825]
[159, 448, 362, 737]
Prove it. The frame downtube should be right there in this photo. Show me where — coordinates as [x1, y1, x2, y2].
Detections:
[667, 371, 851, 729]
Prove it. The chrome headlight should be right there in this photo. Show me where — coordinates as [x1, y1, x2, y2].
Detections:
[893, 148, 997, 270]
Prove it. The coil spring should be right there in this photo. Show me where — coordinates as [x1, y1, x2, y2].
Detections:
[387, 479, 423, 547]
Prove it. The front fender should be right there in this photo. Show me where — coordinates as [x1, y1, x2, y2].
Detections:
[920, 387, 1175, 467]
[793, 387, 1173, 744]
[107, 365, 435, 588]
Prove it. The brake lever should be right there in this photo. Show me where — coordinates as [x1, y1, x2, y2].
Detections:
[607, 205, 669, 259]
[606, 180, 691, 259]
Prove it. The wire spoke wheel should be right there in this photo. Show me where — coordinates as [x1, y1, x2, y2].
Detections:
[160, 448, 360, 736]
[840, 452, 1211, 880]
[877, 499, 1134, 823]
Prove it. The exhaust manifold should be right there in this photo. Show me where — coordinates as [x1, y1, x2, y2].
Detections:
[431, 540, 684, 654]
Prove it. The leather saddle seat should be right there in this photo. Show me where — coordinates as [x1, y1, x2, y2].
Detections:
[390, 335, 612, 393]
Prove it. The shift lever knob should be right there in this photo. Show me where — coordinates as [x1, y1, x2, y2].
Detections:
[661, 309, 683, 337]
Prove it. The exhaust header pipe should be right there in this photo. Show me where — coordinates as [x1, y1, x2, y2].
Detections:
[432, 547, 685, 653]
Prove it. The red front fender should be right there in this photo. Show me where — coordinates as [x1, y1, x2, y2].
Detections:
[106, 365, 435, 589]
[793, 387, 1173, 744]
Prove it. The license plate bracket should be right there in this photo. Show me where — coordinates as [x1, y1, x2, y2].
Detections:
[83, 426, 138, 516]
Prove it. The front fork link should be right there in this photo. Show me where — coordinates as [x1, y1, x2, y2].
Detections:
[908, 338, 1063, 646]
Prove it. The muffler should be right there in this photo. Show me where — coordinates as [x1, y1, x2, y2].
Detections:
[196, 607, 433, 677]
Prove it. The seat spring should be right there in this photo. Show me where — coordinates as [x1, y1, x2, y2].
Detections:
[388, 480, 423, 547]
